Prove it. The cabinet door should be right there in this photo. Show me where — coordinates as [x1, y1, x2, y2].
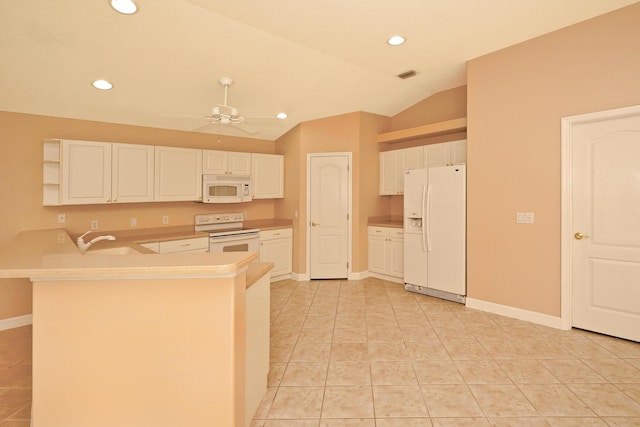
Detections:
[203, 150, 251, 175]
[202, 150, 226, 175]
[388, 231, 405, 278]
[379, 150, 398, 195]
[449, 139, 467, 165]
[398, 147, 423, 194]
[61, 140, 112, 205]
[368, 233, 389, 274]
[154, 146, 203, 202]
[252, 153, 284, 199]
[424, 143, 449, 167]
[260, 237, 292, 277]
[227, 152, 251, 175]
[112, 143, 154, 203]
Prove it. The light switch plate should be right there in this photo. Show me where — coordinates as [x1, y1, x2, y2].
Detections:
[516, 212, 534, 224]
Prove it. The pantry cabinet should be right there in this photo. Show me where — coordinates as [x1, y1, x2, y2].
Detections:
[252, 153, 284, 199]
[154, 146, 203, 202]
[379, 146, 423, 195]
[202, 150, 251, 175]
[368, 226, 404, 281]
[259, 228, 292, 280]
[43, 139, 154, 205]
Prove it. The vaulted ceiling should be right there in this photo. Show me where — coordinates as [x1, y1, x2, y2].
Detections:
[1, 0, 636, 140]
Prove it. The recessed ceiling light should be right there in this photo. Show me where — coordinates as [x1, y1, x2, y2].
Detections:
[387, 35, 406, 46]
[276, 112, 288, 120]
[110, 0, 137, 15]
[92, 79, 113, 90]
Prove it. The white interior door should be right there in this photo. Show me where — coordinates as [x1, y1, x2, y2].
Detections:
[309, 155, 349, 279]
[568, 106, 640, 342]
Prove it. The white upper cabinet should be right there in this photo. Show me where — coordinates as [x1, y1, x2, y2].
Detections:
[424, 139, 467, 167]
[111, 143, 154, 203]
[379, 146, 423, 195]
[61, 140, 112, 205]
[154, 146, 203, 202]
[202, 150, 251, 175]
[45, 139, 155, 205]
[251, 153, 284, 199]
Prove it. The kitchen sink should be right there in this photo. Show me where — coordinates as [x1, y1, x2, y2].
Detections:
[84, 246, 142, 255]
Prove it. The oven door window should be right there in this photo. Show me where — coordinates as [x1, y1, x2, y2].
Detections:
[223, 243, 250, 252]
[209, 185, 238, 197]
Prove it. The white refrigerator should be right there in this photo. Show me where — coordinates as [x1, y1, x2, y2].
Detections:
[403, 166, 466, 303]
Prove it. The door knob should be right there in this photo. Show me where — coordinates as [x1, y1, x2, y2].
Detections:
[574, 232, 590, 240]
[311, 222, 320, 227]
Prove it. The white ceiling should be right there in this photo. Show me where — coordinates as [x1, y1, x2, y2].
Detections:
[1, 0, 636, 140]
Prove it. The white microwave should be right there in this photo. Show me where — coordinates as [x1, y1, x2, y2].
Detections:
[202, 174, 252, 203]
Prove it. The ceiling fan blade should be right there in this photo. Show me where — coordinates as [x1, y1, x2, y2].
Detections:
[162, 113, 212, 120]
[192, 122, 216, 132]
[231, 121, 260, 134]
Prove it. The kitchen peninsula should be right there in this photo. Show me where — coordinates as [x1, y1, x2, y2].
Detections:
[0, 228, 270, 427]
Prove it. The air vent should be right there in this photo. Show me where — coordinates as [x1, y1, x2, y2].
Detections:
[397, 70, 417, 79]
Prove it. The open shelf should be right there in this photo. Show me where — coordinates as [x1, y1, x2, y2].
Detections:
[376, 117, 467, 144]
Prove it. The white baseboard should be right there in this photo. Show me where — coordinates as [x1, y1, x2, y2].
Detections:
[465, 298, 567, 330]
[291, 272, 310, 281]
[368, 272, 404, 284]
[0, 314, 33, 331]
[348, 270, 369, 281]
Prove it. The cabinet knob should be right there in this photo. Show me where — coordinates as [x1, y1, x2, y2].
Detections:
[106, 198, 111, 203]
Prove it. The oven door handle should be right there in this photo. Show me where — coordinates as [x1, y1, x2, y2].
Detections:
[209, 233, 259, 243]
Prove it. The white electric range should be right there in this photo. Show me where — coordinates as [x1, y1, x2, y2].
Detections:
[194, 213, 260, 253]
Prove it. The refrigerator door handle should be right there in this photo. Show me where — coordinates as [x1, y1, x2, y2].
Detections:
[421, 184, 427, 251]
[426, 183, 432, 252]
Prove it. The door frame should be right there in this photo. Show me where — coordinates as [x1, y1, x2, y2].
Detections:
[560, 104, 640, 330]
[306, 152, 353, 280]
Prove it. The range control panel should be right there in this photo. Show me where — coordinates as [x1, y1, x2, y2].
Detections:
[195, 212, 244, 226]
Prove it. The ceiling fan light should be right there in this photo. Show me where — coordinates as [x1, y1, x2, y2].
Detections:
[212, 106, 220, 117]
[230, 107, 239, 118]
[387, 35, 406, 46]
[110, 0, 137, 15]
[276, 112, 288, 120]
[92, 79, 113, 90]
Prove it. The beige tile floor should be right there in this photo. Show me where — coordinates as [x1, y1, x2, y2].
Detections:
[1, 278, 639, 426]
[252, 278, 640, 426]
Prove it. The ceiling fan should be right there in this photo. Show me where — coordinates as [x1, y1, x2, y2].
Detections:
[165, 76, 264, 134]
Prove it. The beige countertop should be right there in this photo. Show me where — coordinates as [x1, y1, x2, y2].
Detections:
[0, 228, 257, 280]
[367, 216, 403, 228]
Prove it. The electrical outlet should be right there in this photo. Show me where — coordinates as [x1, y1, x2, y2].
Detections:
[162, 215, 169, 225]
[91, 220, 99, 230]
[516, 212, 534, 224]
[57, 213, 66, 224]
[130, 217, 137, 227]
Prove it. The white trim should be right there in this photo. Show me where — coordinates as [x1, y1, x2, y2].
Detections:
[465, 298, 566, 330]
[348, 270, 370, 281]
[368, 272, 404, 284]
[291, 272, 310, 281]
[560, 104, 640, 331]
[306, 152, 353, 280]
[0, 314, 33, 331]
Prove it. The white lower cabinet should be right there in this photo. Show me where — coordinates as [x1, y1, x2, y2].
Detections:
[368, 226, 404, 281]
[259, 228, 292, 280]
[245, 271, 270, 426]
[139, 237, 209, 254]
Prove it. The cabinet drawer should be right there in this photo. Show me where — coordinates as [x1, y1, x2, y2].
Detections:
[368, 226, 403, 239]
[259, 228, 292, 241]
[159, 237, 209, 253]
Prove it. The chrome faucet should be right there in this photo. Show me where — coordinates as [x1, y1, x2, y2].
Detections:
[76, 231, 116, 253]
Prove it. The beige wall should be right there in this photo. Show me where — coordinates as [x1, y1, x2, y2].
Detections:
[466, 3, 640, 316]
[0, 112, 278, 321]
